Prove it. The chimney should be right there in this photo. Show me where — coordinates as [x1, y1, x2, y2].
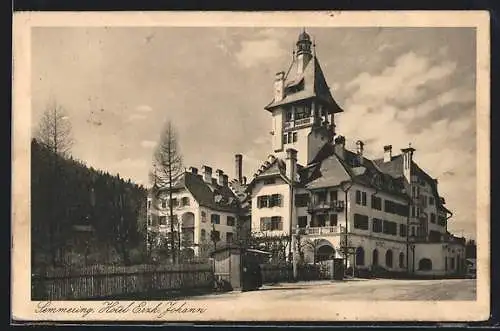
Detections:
[356, 140, 364, 165]
[334, 135, 346, 160]
[188, 166, 198, 175]
[401, 144, 416, 184]
[222, 174, 229, 187]
[215, 169, 224, 186]
[383, 145, 392, 162]
[274, 71, 285, 102]
[235, 154, 243, 183]
[286, 148, 298, 182]
[202, 165, 212, 183]
[242, 176, 247, 185]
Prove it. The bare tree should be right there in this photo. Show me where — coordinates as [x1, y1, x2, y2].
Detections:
[36, 102, 74, 157]
[149, 121, 183, 263]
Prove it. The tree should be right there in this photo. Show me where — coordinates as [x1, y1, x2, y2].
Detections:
[33, 102, 74, 267]
[36, 101, 73, 157]
[302, 238, 323, 265]
[149, 121, 183, 264]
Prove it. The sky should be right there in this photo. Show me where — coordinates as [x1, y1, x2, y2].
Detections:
[31, 27, 477, 239]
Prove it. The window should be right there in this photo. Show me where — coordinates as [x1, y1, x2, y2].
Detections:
[371, 196, 382, 210]
[372, 218, 383, 233]
[257, 196, 269, 208]
[400, 224, 407, 237]
[353, 213, 369, 230]
[429, 197, 435, 205]
[286, 110, 292, 121]
[258, 194, 282, 208]
[211, 214, 220, 224]
[263, 178, 276, 185]
[147, 215, 152, 226]
[329, 214, 338, 226]
[356, 247, 365, 266]
[385, 200, 409, 216]
[411, 206, 415, 217]
[355, 190, 367, 206]
[147, 200, 152, 209]
[355, 190, 361, 204]
[330, 190, 338, 202]
[227, 216, 235, 227]
[260, 217, 283, 231]
[411, 227, 416, 236]
[181, 197, 190, 206]
[298, 216, 308, 228]
[269, 194, 282, 207]
[283, 134, 287, 143]
[317, 191, 327, 203]
[159, 216, 167, 225]
[201, 211, 207, 222]
[200, 229, 206, 241]
[430, 213, 436, 223]
[226, 232, 233, 243]
[161, 200, 167, 209]
[169, 198, 177, 207]
[385, 250, 393, 268]
[287, 133, 292, 143]
[292, 132, 298, 142]
[399, 252, 405, 268]
[295, 194, 309, 207]
[373, 249, 379, 266]
[362, 192, 367, 206]
[383, 220, 397, 235]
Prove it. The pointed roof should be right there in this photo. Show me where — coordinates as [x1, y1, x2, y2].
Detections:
[264, 56, 343, 113]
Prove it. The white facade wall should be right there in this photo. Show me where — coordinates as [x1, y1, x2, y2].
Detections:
[251, 178, 291, 236]
[147, 189, 238, 257]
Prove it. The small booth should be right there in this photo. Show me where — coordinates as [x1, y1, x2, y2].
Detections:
[210, 245, 271, 292]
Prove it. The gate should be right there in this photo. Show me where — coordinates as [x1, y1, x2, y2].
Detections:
[211, 246, 242, 291]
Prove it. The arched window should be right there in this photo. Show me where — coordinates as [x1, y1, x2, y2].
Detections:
[372, 249, 379, 266]
[355, 247, 365, 266]
[385, 250, 393, 268]
[399, 252, 405, 268]
[418, 258, 432, 271]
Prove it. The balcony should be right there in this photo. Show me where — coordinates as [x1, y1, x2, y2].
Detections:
[307, 200, 345, 213]
[284, 117, 314, 130]
[302, 225, 346, 236]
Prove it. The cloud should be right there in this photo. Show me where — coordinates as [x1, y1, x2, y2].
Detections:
[345, 51, 457, 109]
[140, 140, 157, 149]
[127, 114, 147, 121]
[235, 38, 286, 68]
[337, 50, 475, 238]
[136, 105, 153, 113]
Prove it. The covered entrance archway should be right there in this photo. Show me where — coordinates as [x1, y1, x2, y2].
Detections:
[316, 244, 335, 262]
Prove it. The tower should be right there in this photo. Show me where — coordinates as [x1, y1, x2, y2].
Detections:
[264, 29, 344, 166]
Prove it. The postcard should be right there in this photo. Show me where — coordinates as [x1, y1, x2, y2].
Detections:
[12, 11, 490, 322]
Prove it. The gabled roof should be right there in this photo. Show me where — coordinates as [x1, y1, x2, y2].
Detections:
[299, 142, 409, 199]
[373, 154, 451, 213]
[154, 171, 240, 213]
[264, 56, 343, 113]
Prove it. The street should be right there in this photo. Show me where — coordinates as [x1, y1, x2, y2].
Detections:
[188, 278, 476, 301]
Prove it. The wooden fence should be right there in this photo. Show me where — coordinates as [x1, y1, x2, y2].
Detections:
[32, 263, 214, 300]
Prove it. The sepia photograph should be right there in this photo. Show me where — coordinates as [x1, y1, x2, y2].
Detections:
[12, 11, 490, 322]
